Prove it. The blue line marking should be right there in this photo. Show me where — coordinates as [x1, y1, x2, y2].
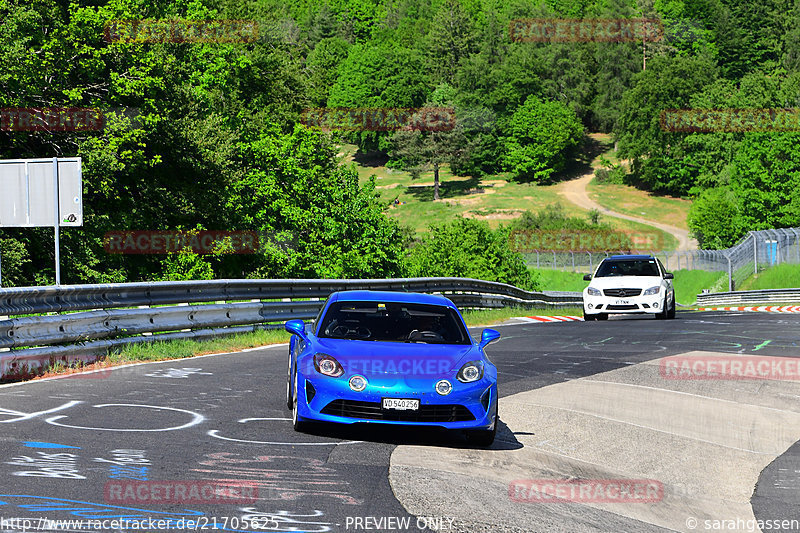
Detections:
[21, 441, 80, 449]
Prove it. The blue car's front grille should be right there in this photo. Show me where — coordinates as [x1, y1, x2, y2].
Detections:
[321, 400, 475, 423]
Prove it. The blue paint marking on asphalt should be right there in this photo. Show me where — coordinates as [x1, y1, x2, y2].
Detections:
[0, 495, 261, 532]
[21, 441, 80, 449]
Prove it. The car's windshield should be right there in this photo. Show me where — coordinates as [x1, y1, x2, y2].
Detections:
[595, 259, 660, 277]
[317, 301, 471, 345]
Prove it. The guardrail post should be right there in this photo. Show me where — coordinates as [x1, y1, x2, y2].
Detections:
[792, 228, 800, 263]
[727, 255, 733, 291]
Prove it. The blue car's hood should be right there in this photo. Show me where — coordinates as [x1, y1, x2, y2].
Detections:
[312, 337, 478, 377]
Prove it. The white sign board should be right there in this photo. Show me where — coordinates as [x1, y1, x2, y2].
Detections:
[0, 158, 83, 227]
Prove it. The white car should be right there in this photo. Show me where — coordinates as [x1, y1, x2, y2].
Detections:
[582, 255, 675, 321]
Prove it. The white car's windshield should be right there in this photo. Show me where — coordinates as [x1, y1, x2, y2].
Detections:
[595, 259, 660, 277]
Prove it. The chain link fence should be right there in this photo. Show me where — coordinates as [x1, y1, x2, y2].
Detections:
[522, 227, 800, 291]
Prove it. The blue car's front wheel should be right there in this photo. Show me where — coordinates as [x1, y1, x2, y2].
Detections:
[286, 348, 295, 409]
[465, 401, 497, 447]
[291, 371, 308, 432]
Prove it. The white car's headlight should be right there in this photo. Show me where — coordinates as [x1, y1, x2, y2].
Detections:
[643, 286, 661, 296]
[587, 287, 601, 296]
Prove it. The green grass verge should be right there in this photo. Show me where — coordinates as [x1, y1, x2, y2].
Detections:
[672, 269, 728, 305]
[738, 263, 800, 291]
[109, 328, 291, 364]
[462, 306, 584, 326]
[532, 269, 588, 292]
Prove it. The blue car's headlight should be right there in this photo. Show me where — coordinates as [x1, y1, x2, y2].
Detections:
[587, 287, 601, 296]
[643, 286, 660, 296]
[314, 353, 344, 377]
[457, 361, 484, 383]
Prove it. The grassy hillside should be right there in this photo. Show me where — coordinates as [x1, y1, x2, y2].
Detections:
[672, 270, 728, 305]
[738, 264, 800, 291]
[586, 180, 692, 231]
[342, 144, 680, 249]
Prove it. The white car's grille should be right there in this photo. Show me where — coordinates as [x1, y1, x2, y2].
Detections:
[603, 288, 643, 297]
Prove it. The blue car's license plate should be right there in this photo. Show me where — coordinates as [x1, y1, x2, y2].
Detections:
[382, 398, 420, 410]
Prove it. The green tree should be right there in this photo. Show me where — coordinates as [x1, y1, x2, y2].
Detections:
[404, 217, 538, 290]
[501, 95, 584, 182]
[305, 36, 351, 106]
[0, 237, 30, 287]
[328, 40, 429, 150]
[615, 54, 718, 194]
[426, 0, 477, 83]
[389, 104, 470, 200]
[728, 133, 800, 230]
[687, 187, 744, 249]
[229, 125, 406, 278]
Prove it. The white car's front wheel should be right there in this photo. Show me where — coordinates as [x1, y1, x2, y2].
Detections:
[667, 294, 676, 319]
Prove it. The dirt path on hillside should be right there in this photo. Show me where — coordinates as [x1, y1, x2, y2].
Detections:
[558, 171, 698, 251]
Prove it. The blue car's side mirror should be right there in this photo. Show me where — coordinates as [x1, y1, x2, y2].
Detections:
[479, 328, 501, 348]
[285, 319, 309, 340]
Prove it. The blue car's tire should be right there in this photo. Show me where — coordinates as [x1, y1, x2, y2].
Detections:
[465, 402, 498, 447]
[292, 371, 308, 432]
[286, 355, 294, 409]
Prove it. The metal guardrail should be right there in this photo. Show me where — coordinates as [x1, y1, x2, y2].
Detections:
[696, 288, 800, 307]
[0, 278, 582, 381]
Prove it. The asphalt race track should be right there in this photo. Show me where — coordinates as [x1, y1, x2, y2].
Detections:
[1, 311, 799, 533]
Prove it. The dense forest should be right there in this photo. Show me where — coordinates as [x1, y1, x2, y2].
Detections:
[1, 0, 799, 287]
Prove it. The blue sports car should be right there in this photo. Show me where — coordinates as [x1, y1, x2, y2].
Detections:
[284, 290, 501, 445]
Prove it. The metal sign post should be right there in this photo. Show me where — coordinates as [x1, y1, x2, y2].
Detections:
[53, 157, 61, 285]
[0, 157, 82, 286]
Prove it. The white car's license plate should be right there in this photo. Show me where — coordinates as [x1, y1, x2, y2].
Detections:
[382, 398, 420, 411]
[615, 299, 631, 305]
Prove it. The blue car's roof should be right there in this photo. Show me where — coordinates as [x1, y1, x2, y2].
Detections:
[607, 254, 654, 260]
[328, 290, 458, 309]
